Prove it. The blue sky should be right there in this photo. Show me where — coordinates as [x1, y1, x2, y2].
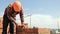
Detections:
[0, 0, 60, 17]
[0, 0, 60, 29]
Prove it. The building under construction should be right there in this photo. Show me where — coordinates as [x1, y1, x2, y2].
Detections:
[0, 17, 50, 34]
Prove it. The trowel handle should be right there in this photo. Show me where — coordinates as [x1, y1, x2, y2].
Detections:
[14, 21, 18, 26]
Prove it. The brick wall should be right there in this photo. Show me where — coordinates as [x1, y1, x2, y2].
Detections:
[0, 17, 3, 34]
[38, 28, 50, 34]
[0, 17, 51, 34]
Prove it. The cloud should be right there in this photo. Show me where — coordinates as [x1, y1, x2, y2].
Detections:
[0, 12, 4, 17]
[23, 8, 30, 11]
[16, 14, 60, 29]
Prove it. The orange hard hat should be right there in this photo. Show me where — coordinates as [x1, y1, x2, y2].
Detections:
[12, 1, 22, 12]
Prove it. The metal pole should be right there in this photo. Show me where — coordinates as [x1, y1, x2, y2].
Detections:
[30, 14, 31, 27]
[58, 21, 59, 29]
[57, 21, 59, 31]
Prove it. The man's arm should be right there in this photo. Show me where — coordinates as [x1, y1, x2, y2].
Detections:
[6, 7, 17, 25]
[19, 9, 24, 24]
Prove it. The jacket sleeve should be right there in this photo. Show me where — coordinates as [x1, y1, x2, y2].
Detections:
[6, 7, 16, 22]
[5, 7, 11, 18]
[19, 9, 24, 24]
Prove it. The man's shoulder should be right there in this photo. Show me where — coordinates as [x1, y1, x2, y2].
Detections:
[6, 6, 11, 11]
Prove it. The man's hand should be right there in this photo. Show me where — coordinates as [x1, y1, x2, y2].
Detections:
[10, 17, 18, 26]
[21, 23, 25, 28]
[14, 21, 18, 26]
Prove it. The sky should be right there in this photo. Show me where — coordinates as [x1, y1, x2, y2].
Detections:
[0, 0, 60, 29]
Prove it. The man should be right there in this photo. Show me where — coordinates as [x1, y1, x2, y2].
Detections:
[2, 1, 24, 34]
